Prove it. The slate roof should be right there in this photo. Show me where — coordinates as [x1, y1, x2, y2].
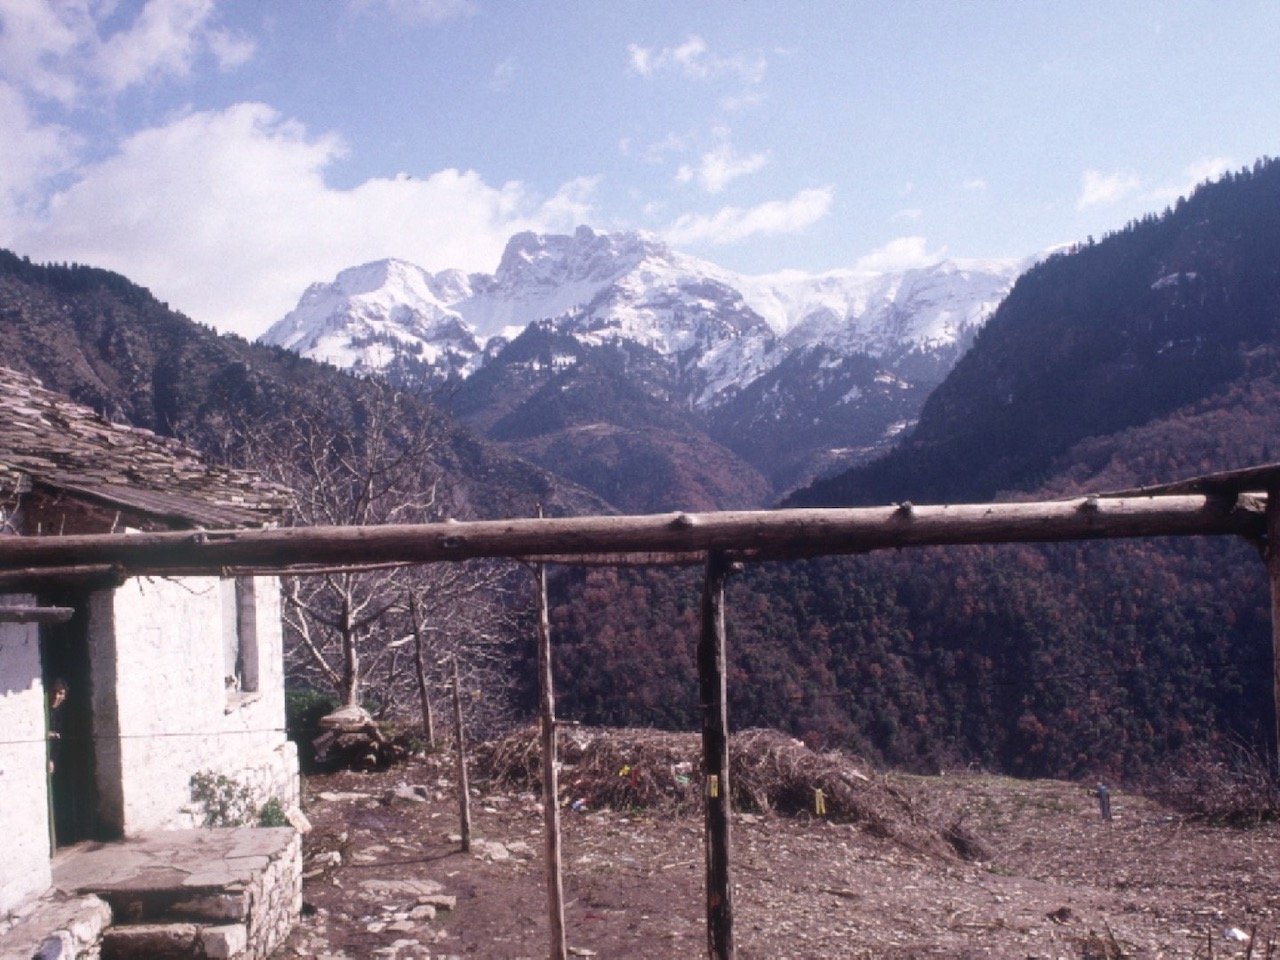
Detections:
[0, 366, 288, 528]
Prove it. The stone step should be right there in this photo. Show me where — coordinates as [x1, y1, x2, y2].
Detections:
[100, 921, 247, 959]
[93, 886, 248, 925]
[0, 893, 111, 960]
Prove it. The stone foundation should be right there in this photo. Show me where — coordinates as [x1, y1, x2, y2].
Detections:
[44, 826, 301, 960]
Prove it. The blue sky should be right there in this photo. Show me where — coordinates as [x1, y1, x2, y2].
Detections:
[2, 0, 1278, 338]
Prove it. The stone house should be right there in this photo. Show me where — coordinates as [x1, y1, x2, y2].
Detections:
[0, 367, 301, 952]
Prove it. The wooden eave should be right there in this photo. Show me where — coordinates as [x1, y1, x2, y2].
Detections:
[31, 477, 276, 530]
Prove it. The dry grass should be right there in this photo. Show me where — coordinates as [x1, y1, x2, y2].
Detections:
[475, 725, 981, 859]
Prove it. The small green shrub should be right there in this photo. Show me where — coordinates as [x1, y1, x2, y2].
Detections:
[191, 770, 290, 829]
[189, 771, 257, 827]
[285, 688, 338, 737]
[258, 797, 289, 828]
[285, 688, 339, 770]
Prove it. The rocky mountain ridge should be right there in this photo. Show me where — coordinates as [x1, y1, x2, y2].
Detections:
[262, 227, 1024, 502]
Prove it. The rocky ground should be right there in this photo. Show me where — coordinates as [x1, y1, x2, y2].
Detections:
[275, 752, 1280, 959]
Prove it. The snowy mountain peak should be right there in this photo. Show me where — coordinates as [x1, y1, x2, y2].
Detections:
[262, 228, 1026, 412]
[260, 228, 1032, 498]
[261, 256, 477, 375]
[331, 258, 429, 297]
[492, 226, 671, 298]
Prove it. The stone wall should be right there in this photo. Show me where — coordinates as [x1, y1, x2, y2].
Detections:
[0, 598, 53, 914]
[89, 576, 298, 835]
[245, 828, 303, 959]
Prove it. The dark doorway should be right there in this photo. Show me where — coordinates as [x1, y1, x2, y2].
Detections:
[38, 589, 104, 848]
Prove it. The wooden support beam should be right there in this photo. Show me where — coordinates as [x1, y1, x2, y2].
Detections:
[1267, 486, 1280, 771]
[0, 605, 74, 624]
[0, 494, 1261, 577]
[521, 550, 708, 567]
[408, 595, 436, 750]
[0, 564, 123, 591]
[451, 657, 472, 854]
[699, 550, 734, 960]
[536, 563, 567, 960]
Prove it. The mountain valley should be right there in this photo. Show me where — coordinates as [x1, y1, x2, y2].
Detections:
[5, 161, 1280, 783]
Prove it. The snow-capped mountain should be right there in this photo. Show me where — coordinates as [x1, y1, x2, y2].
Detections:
[261, 226, 1026, 503]
[262, 258, 481, 380]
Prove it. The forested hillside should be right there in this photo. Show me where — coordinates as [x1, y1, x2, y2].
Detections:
[794, 157, 1280, 507]
[543, 162, 1280, 781]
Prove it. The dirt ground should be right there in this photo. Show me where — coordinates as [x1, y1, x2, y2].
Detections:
[275, 754, 1280, 959]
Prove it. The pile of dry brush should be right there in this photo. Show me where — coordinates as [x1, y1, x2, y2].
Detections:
[476, 725, 986, 860]
[1147, 743, 1280, 826]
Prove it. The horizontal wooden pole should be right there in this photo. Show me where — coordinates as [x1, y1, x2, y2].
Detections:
[0, 494, 1263, 578]
[0, 605, 75, 624]
[0, 564, 125, 591]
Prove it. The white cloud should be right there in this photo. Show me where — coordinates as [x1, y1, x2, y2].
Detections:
[348, 0, 477, 21]
[720, 89, 765, 113]
[5, 103, 598, 338]
[854, 236, 945, 273]
[640, 132, 687, 164]
[0, 82, 80, 220]
[1147, 156, 1233, 204]
[676, 143, 770, 194]
[207, 28, 257, 70]
[627, 36, 766, 84]
[0, 0, 250, 104]
[1076, 168, 1143, 210]
[1184, 156, 1233, 184]
[536, 175, 601, 225]
[891, 208, 923, 222]
[663, 187, 832, 246]
[963, 178, 987, 192]
[0, 0, 87, 103]
[95, 0, 217, 94]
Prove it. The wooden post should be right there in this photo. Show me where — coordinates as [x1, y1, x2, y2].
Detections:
[537, 561, 568, 960]
[451, 656, 471, 853]
[699, 550, 734, 960]
[1267, 487, 1280, 772]
[408, 594, 435, 749]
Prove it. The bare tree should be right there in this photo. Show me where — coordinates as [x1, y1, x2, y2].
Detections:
[376, 562, 516, 744]
[230, 382, 516, 724]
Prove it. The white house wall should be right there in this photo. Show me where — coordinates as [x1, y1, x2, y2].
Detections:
[89, 576, 297, 836]
[0, 598, 53, 914]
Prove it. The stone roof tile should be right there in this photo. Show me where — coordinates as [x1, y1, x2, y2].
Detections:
[0, 366, 288, 528]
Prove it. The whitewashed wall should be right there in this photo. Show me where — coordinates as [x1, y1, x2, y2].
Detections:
[89, 576, 297, 835]
[0, 598, 53, 914]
